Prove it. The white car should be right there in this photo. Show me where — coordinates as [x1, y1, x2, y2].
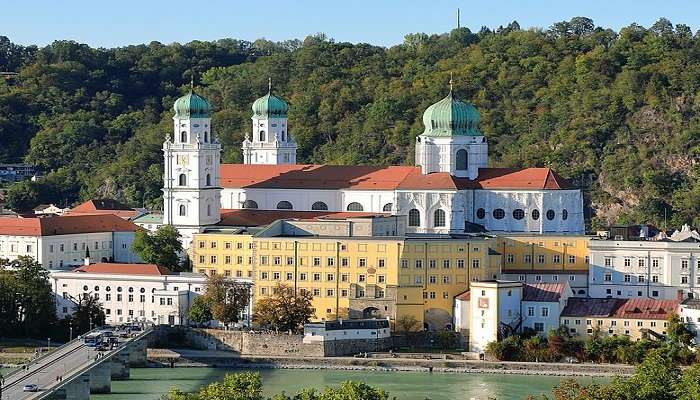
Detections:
[23, 384, 39, 392]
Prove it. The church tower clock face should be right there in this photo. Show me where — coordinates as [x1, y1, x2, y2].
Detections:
[177, 155, 188, 166]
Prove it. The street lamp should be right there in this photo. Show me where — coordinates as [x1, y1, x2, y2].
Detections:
[69, 320, 73, 341]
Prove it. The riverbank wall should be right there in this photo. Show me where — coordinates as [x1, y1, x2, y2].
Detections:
[148, 326, 391, 357]
[146, 349, 635, 377]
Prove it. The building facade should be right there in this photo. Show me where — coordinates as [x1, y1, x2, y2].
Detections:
[0, 214, 142, 269]
[190, 214, 501, 331]
[588, 237, 700, 300]
[161, 85, 585, 248]
[51, 263, 213, 325]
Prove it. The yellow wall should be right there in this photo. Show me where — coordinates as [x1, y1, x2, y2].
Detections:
[497, 235, 590, 273]
[191, 232, 500, 330]
[560, 316, 669, 340]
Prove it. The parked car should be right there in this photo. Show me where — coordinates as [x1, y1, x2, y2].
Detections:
[23, 384, 39, 392]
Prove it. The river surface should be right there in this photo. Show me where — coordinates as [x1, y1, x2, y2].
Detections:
[83, 367, 598, 400]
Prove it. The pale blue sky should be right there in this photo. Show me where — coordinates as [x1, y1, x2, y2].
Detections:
[3, 0, 699, 48]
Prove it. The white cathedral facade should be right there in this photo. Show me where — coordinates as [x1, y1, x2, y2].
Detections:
[163, 85, 584, 246]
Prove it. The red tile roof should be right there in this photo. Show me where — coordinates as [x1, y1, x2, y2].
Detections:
[612, 298, 679, 319]
[217, 209, 387, 227]
[561, 298, 679, 320]
[523, 283, 568, 302]
[218, 164, 574, 191]
[0, 214, 140, 236]
[455, 290, 471, 301]
[65, 199, 139, 219]
[220, 164, 418, 190]
[72, 263, 170, 276]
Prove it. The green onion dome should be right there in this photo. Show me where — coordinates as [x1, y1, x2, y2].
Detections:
[421, 92, 481, 136]
[173, 91, 211, 119]
[252, 93, 289, 118]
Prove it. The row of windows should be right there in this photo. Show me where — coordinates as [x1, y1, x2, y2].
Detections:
[242, 200, 393, 212]
[399, 259, 481, 269]
[476, 208, 568, 221]
[506, 254, 582, 264]
[604, 257, 661, 268]
[178, 173, 213, 187]
[563, 319, 667, 328]
[408, 209, 446, 227]
[195, 240, 478, 254]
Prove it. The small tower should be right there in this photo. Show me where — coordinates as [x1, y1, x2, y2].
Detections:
[163, 83, 221, 246]
[414, 77, 487, 179]
[242, 79, 297, 165]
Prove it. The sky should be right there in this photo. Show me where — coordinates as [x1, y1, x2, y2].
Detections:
[2, 0, 700, 48]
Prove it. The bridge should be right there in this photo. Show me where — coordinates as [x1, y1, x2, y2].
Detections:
[1, 327, 152, 400]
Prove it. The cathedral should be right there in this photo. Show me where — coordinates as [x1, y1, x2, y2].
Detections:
[162, 84, 584, 246]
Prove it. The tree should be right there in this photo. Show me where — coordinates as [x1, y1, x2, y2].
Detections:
[666, 313, 693, 346]
[188, 296, 213, 326]
[131, 225, 183, 271]
[202, 274, 250, 327]
[0, 256, 56, 337]
[253, 284, 314, 333]
[395, 314, 419, 333]
[70, 293, 106, 334]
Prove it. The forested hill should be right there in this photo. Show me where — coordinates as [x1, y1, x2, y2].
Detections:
[1, 17, 699, 229]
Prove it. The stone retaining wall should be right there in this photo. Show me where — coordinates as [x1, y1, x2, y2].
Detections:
[149, 326, 390, 357]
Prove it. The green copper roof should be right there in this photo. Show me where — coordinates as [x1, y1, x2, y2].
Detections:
[421, 92, 481, 137]
[173, 91, 211, 119]
[252, 92, 288, 118]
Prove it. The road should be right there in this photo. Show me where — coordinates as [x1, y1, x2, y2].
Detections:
[1, 340, 103, 400]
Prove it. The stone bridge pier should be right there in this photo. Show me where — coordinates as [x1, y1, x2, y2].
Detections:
[47, 373, 91, 400]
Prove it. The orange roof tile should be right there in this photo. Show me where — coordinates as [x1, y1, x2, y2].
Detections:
[220, 164, 419, 190]
[562, 298, 679, 320]
[72, 263, 170, 276]
[217, 209, 387, 227]
[473, 168, 573, 190]
[455, 290, 471, 301]
[0, 214, 140, 236]
[65, 199, 139, 219]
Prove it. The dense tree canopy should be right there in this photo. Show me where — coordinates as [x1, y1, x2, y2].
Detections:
[2, 18, 700, 228]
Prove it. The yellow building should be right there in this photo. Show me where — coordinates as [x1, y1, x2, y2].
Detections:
[560, 297, 678, 340]
[191, 213, 501, 330]
[498, 234, 591, 296]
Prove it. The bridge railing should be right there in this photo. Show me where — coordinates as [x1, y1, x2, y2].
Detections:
[1, 327, 105, 384]
[34, 327, 154, 400]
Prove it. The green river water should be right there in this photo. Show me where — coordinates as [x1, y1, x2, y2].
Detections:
[102, 368, 592, 400]
[1, 367, 599, 399]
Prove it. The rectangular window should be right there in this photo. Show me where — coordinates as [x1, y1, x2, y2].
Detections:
[358, 258, 367, 267]
[273, 272, 281, 280]
[605, 258, 612, 267]
[604, 274, 612, 282]
[652, 275, 659, 283]
[527, 307, 535, 317]
[624, 274, 631, 283]
[299, 273, 307, 281]
[210, 255, 217, 264]
[624, 258, 631, 267]
[506, 254, 514, 263]
[401, 259, 409, 269]
[472, 259, 480, 269]
[524, 254, 532, 263]
[553, 255, 560, 263]
[327, 257, 335, 267]
[261, 256, 268, 265]
[313, 257, 321, 266]
[682, 260, 689, 269]
[415, 260, 423, 269]
[261, 272, 269, 279]
[429, 275, 437, 284]
[225, 256, 231, 264]
[442, 275, 450, 284]
[537, 255, 545, 264]
[541, 307, 549, 317]
[568, 255, 575, 264]
[341, 258, 349, 267]
[341, 274, 348, 282]
[286, 257, 294, 265]
[682, 276, 689, 284]
[358, 274, 366, 282]
[639, 259, 645, 268]
[429, 260, 437, 269]
[273, 257, 281, 265]
[457, 259, 465, 269]
[313, 273, 321, 281]
[327, 273, 335, 281]
[378, 275, 385, 283]
[286, 272, 293, 281]
[210, 241, 217, 249]
[652, 259, 659, 268]
[442, 260, 450, 269]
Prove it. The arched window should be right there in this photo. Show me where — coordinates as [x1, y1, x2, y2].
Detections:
[512, 209, 525, 220]
[476, 208, 486, 219]
[311, 201, 328, 211]
[532, 209, 540, 220]
[276, 201, 293, 210]
[207, 204, 211, 216]
[242, 200, 258, 209]
[204, 132, 209, 143]
[493, 209, 505, 220]
[259, 130, 266, 142]
[179, 204, 186, 216]
[562, 209, 569, 220]
[281, 131, 286, 142]
[434, 209, 446, 227]
[546, 210, 556, 220]
[455, 149, 468, 171]
[178, 174, 187, 186]
[382, 203, 393, 212]
[346, 202, 363, 212]
[408, 209, 421, 227]
[205, 174, 211, 186]
[180, 131, 187, 143]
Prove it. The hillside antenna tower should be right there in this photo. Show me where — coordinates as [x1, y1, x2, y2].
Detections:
[456, 8, 461, 29]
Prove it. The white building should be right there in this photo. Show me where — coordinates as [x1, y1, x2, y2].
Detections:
[588, 232, 700, 300]
[158, 84, 585, 248]
[33, 204, 70, 215]
[0, 214, 142, 269]
[303, 318, 390, 343]
[455, 280, 572, 352]
[51, 263, 213, 325]
[679, 298, 700, 344]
